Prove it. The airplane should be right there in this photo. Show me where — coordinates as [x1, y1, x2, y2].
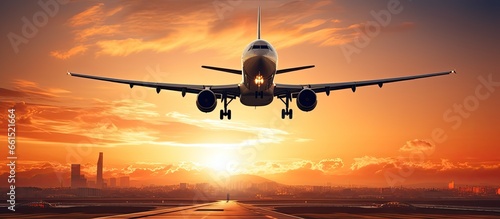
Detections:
[68, 7, 455, 120]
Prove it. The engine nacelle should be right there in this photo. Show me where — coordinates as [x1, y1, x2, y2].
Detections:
[296, 88, 317, 112]
[196, 90, 217, 113]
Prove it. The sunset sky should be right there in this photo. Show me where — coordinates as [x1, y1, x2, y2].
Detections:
[1, 0, 499, 188]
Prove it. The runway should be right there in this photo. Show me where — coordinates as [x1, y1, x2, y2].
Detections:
[97, 201, 303, 219]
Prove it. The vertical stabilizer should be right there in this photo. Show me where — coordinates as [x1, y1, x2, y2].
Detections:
[257, 7, 261, 39]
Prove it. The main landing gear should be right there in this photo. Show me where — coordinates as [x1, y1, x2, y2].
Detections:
[279, 93, 293, 119]
[220, 94, 234, 120]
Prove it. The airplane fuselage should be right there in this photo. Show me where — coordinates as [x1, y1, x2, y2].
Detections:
[239, 39, 277, 106]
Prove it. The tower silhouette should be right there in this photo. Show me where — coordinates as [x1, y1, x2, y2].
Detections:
[97, 152, 103, 188]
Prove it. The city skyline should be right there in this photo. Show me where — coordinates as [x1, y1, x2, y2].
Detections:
[12, 173, 500, 200]
[8, 154, 500, 189]
[0, 0, 499, 188]
[70, 152, 131, 189]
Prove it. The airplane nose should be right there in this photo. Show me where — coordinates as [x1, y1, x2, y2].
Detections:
[254, 49, 268, 56]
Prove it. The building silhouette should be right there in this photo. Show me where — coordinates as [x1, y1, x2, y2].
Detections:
[71, 164, 86, 188]
[110, 177, 116, 187]
[97, 152, 103, 188]
[120, 176, 130, 188]
[87, 180, 96, 188]
[180, 183, 188, 190]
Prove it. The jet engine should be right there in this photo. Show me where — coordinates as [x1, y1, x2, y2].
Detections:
[196, 90, 217, 112]
[296, 88, 317, 112]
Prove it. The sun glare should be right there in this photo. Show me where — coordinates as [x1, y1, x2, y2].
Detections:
[206, 154, 228, 171]
[203, 151, 241, 173]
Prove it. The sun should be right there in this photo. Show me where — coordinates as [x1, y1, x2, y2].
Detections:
[205, 154, 231, 171]
[203, 150, 241, 174]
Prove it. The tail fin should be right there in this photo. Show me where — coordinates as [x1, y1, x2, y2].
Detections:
[257, 7, 261, 39]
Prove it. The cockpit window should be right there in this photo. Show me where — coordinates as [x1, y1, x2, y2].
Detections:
[251, 44, 272, 51]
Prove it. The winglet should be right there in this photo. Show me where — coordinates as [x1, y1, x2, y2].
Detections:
[67, 71, 72, 76]
[451, 69, 457, 74]
[257, 7, 261, 39]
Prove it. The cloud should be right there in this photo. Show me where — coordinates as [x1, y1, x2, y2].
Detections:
[0, 160, 208, 188]
[50, 44, 88, 60]
[255, 158, 344, 185]
[2, 157, 499, 188]
[0, 81, 168, 145]
[346, 152, 500, 186]
[67, 3, 117, 27]
[0, 161, 68, 188]
[350, 156, 394, 170]
[0, 88, 26, 98]
[115, 162, 203, 179]
[75, 25, 121, 42]
[239, 158, 343, 176]
[0, 81, 73, 126]
[1, 79, 72, 101]
[67, 3, 102, 26]
[295, 138, 313, 143]
[0, 80, 291, 149]
[316, 158, 344, 173]
[163, 111, 288, 147]
[52, 0, 410, 59]
[399, 139, 434, 153]
[439, 159, 457, 171]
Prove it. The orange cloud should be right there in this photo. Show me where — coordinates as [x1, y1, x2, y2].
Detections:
[50, 44, 88, 59]
[316, 158, 344, 173]
[2, 157, 499, 188]
[75, 25, 121, 42]
[0, 81, 293, 149]
[350, 156, 394, 170]
[399, 139, 435, 153]
[67, 3, 106, 27]
[0, 80, 70, 101]
[52, 0, 416, 59]
[0, 161, 68, 188]
[346, 153, 500, 186]
[240, 158, 344, 177]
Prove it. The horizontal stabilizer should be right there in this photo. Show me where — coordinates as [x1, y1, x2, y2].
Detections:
[202, 65, 241, 75]
[276, 65, 315, 74]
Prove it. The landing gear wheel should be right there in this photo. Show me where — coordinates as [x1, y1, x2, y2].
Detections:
[260, 91, 264, 99]
[220, 94, 234, 120]
[279, 92, 294, 119]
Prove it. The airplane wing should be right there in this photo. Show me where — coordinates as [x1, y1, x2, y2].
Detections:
[67, 72, 240, 98]
[201, 66, 241, 74]
[274, 70, 456, 97]
[276, 65, 315, 74]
